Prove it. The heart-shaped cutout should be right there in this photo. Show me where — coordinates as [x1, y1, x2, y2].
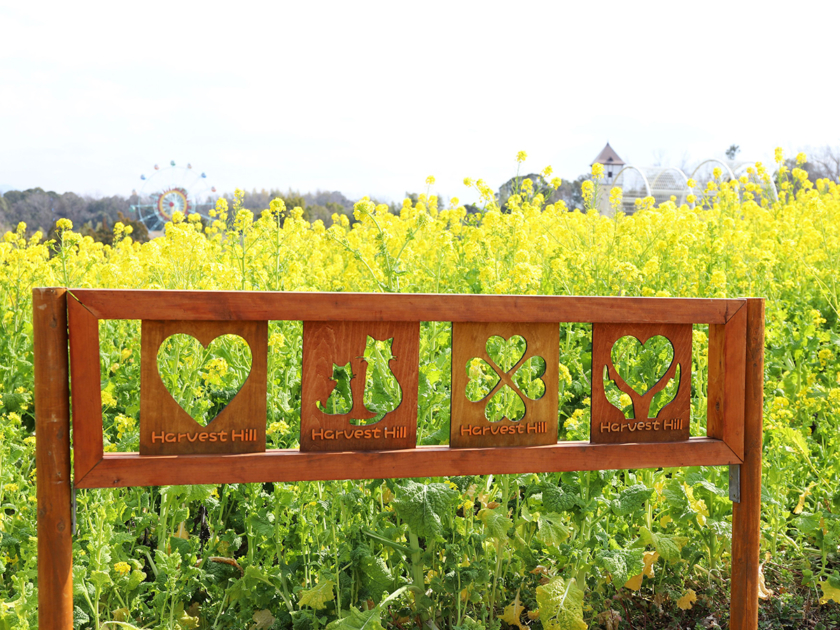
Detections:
[610, 335, 674, 396]
[486, 335, 526, 373]
[156, 333, 252, 426]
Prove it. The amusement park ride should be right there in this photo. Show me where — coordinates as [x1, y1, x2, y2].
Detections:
[130, 161, 218, 232]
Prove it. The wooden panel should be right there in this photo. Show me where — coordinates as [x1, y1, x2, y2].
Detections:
[706, 322, 725, 441]
[730, 298, 764, 630]
[707, 305, 746, 458]
[591, 323, 692, 444]
[450, 322, 558, 447]
[76, 438, 740, 488]
[67, 295, 103, 480]
[300, 321, 419, 451]
[33, 288, 74, 629]
[724, 305, 746, 458]
[139, 320, 267, 455]
[72, 289, 744, 324]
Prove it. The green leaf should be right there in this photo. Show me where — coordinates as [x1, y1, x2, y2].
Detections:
[299, 579, 336, 610]
[326, 607, 384, 630]
[536, 513, 570, 548]
[640, 527, 687, 563]
[597, 548, 645, 587]
[612, 484, 653, 516]
[73, 606, 90, 628]
[154, 548, 181, 576]
[392, 480, 458, 540]
[663, 479, 688, 509]
[72, 565, 88, 597]
[246, 511, 276, 539]
[540, 483, 579, 512]
[90, 569, 112, 589]
[354, 546, 394, 602]
[776, 426, 810, 459]
[127, 569, 146, 592]
[685, 471, 727, 497]
[536, 576, 587, 630]
[478, 507, 512, 541]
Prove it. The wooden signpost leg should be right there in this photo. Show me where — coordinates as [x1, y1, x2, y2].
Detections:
[730, 298, 764, 630]
[34, 288, 73, 630]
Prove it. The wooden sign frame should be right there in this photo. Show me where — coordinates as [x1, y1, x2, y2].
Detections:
[34, 288, 763, 630]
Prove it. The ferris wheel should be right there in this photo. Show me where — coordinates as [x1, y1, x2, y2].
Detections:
[130, 161, 218, 232]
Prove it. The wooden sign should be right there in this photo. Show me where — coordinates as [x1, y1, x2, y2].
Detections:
[139, 320, 267, 455]
[38, 289, 764, 630]
[300, 321, 419, 451]
[450, 322, 558, 447]
[591, 323, 691, 444]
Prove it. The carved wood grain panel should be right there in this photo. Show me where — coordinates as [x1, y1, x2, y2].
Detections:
[139, 320, 267, 455]
[591, 323, 691, 444]
[300, 321, 419, 452]
[450, 322, 559, 448]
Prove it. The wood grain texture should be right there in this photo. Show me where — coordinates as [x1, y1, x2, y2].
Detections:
[723, 305, 746, 459]
[706, 322, 725, 441]
[75, 438, 740, 488]
[33, 288, 73, 630]
[139, 320, 267, 455]
[72, 289, 744, 324]
[450, 322, 559, 447]
[300, 321, 419, 451]
[67, 295, 104, 481]
[591, 323, 692, 444]
[730, 298, 764, 630]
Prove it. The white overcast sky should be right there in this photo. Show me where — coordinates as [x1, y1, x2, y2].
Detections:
[1, 1, 837, 203]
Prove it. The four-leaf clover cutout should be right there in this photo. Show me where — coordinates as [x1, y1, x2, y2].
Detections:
[465, 335, 546, 422]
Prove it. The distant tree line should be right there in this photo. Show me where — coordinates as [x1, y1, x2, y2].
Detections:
[231, 189, 356, 224]
[0, 188, 149, 243]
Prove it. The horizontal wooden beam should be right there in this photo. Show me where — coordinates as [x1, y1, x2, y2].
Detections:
[70, 290, 744, 324]
[76, 438, 741, 488]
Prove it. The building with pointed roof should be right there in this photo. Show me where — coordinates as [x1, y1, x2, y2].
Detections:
[591, 142, 625, 184]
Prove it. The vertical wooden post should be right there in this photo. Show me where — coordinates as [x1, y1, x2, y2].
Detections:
[730, 298, 764, 630]
[34, 288, 73, 630]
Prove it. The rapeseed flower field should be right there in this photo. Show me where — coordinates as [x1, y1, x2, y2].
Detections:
[1, 152, 839, 628]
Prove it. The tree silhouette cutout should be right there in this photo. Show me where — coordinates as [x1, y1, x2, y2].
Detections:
[603, 335, 680, 420]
